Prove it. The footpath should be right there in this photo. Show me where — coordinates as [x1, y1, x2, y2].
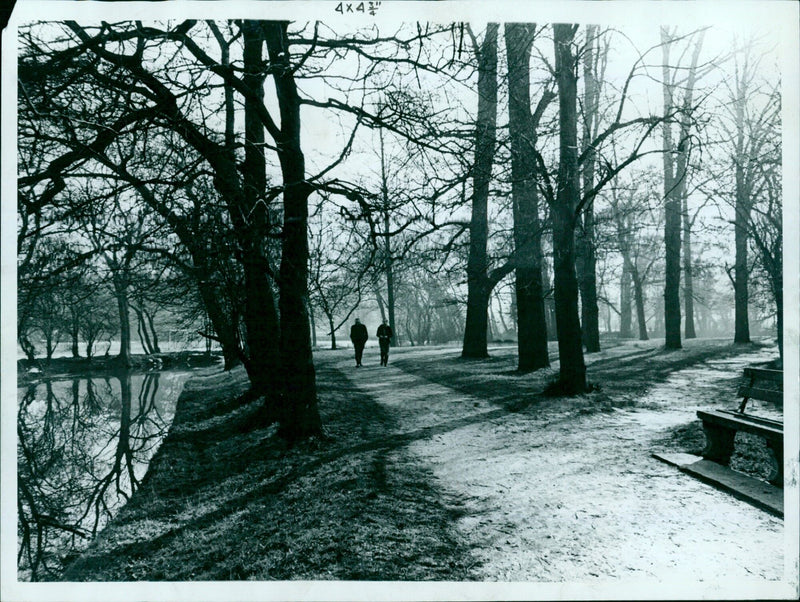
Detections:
[331, 346, 784, 583]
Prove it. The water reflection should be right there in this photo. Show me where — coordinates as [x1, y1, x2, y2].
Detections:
[17, 370, 190, 581]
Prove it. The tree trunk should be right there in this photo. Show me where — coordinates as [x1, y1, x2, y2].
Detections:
[309, 309, 317, 348]
[773, 271, 783, 361]
[196, 274, 241, 370]
[146, 309, 161, 353]
[375, 286, 387, 324]
[379, 128, 398, 347]
[682, 193, 697, 339]
[542, 258, 558, 341]
[203, 315, 212, 355]
[509, 292, 518, 332]
[619, 263, 632, 338]
[577, 24, 601, 353]
[462, 24, 499, 359]
[661, 28, 682, 350]
[385, 211, 397, 347]
[45, 331, 55, 361]
[632, 269, 649, 341]
[201, 25, 243, 369]
[577, 207, 600, 352]
[677, 33, 703, 341]
[327, 314, 337, 350]
[234, 190, 282, 390]
[135, 315, 148, 354]
[552, 23, 587, 394]
[733, 119, 751, 344]
[505, 22, 549, 371]
[134, 305, 155, 355]
[463, 285, 492, 357]
[265, 21, 323, 440]
[114, 371, 136, 495]
[240, 22, 282, 396]
[113, 272, 133, 368]
[19, 332, 37, 361]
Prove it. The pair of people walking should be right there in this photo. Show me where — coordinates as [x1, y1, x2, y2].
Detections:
[349, 318, 393, 367]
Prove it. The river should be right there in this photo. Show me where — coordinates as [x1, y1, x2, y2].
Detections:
[17, 369, 195, 581]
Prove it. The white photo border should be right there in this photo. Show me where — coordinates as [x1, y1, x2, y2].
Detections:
[2, 2, 798, 601]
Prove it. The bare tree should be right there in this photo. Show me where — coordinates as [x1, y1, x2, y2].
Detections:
[576, 24, 606, 353]
[550, 23, 587, 392]
[660, 28, 705, 348]
[727, 44, 778, 346]
[19, 20, 325, 438]
[748, 156, 782, 359]
[462, 23, 508, 359]
[308, 204, 368, 349]
[505, 22, 552, 371]
[606, 171, 664, 341]
[532, 26, 677, 392]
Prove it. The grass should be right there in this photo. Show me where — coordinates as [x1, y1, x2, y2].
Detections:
[60, 338, 781, 581]
[391, 338, 771, 417]
[62, 362, 475, 581]
[395, 339, 781, 482]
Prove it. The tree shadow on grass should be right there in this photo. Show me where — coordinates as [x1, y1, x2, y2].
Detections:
[390, 341, 771, 415]
[589, 342, 771, 397]
[62, 362, 482, 582]
[62, 342, 772, 581]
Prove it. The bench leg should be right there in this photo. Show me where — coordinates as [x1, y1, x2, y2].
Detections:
[701, 422, 736, 465]
[766, 439, 784, 488]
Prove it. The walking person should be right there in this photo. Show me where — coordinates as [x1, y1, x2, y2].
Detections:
[376, 320, 393, 366]
[350, 318, 368, 367]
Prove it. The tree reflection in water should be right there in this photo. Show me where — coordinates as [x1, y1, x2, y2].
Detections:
[17, 370, 188, 581]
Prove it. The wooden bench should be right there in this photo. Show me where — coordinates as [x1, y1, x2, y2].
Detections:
[737, 367, 783, 411]
[697, 367, 783, 488]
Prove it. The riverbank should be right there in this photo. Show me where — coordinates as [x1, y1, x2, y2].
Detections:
[17, 351, 222, 385]
[61, 339, 784, 584]
[62, 359, 474, 581]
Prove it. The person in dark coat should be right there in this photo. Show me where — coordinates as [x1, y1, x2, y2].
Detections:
[350, 318, 368, 367]
[376, 320, 393, 366]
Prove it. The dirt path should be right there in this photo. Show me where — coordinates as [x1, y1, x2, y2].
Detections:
[331, 346, 784, 582]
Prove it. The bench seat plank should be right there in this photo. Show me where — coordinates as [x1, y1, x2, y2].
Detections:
[718, 409, 783, 428]
[736, 386, 783, 405]
[743, 367, 783, 383]
[697, 409, 783, 441]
